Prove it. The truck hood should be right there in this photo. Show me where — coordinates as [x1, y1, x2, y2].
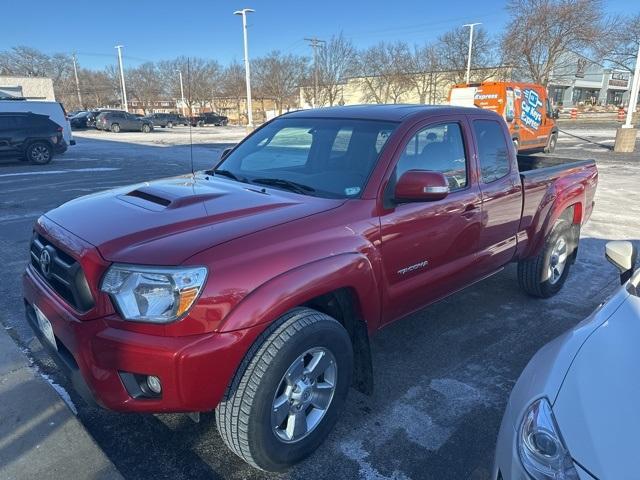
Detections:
[552, 290, 640, 480]
[45, 173, 344, 265]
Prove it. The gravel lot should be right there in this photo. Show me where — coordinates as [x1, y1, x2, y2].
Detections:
[0, 121, 639, 480]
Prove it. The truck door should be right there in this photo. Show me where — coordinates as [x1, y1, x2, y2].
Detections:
[471, 118, 522, 274]
[379, 118, 483, 324]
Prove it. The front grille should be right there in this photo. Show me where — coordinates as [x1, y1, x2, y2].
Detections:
[30, 233, 95, 312]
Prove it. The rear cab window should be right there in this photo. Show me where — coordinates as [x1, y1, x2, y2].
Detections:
[473, 119, 511, 183]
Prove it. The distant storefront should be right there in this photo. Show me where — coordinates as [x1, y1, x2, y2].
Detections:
[548, 54, 635, 107]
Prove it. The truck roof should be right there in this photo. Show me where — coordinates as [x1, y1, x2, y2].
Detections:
[283, 104, 493, 122]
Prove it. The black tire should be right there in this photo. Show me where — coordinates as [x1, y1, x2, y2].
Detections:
[518, 219, 574, 298]
[544, 133, 558, 153]
[142, 123, 151, 133]
[216, 307, 353, 472]
[110, 123, 120, 133]
[26, 141, 53, 165]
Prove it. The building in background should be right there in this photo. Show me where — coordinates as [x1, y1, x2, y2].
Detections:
[548, 53, 635, 108]
[0, 76, 55, 100]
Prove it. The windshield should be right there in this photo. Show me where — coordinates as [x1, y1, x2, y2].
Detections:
[215, 117, 397, 199]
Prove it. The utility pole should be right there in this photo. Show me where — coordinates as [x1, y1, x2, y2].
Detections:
[463, 23, 482, 84]
[175, 69, 185, 116]
[234, 8, 255, 127]
[614, 42, 640, 152]
[624, 42, 640, 129]
[114, 45, 128, 112]
[71, 53, 83, 108]
[305, 37, 326, 108]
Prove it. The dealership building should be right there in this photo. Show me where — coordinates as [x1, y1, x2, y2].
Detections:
[547, 53, 635, 107]
[0, 76, 55, 100]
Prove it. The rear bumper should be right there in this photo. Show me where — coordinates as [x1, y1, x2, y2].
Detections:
[23, 265, 263, 413]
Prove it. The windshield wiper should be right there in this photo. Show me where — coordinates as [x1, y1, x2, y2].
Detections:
[210, 168, 243, 182]
[251, 178, 316, 195]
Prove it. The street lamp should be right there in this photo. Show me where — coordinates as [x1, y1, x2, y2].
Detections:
[114, 45, 128, 112]
[463, 23, 482, 84]
[175, 69, 185, 116]
[234, 8, 255, 127]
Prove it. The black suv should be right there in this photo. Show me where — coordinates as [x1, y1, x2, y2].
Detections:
[0, 112, 64, 164]
[96, 111, 154, 133]
[145, 113, 187, 128]
[191, 112, 229, 127]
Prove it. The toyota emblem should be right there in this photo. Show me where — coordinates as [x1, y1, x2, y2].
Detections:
[39, 249, 51, 278]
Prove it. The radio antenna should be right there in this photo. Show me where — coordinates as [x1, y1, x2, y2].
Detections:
[187, 58, 194, 177]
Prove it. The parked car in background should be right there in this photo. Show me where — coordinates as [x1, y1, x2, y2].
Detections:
[145, 113, 182, 128]
[493, 241, 639, 480]
[0, 100, 74, 152]
[23, 105, 597, 471]
[70, 111, 91, 129]
[95, 111, 153, 133]
[67, 110, 85, 119]
[449, 81, 559, 154]
[0, 112, 64, 164]
[191, 111, 229, 127]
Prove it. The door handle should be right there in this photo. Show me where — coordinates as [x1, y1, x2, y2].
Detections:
[461, 203, 478, 217]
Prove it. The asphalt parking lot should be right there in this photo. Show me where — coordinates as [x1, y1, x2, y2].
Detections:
[1, 122, 639, 480]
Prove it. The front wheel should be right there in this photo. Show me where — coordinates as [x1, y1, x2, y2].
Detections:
[544, 133, 558, 153]
[26, 142, 53, 164]
[142, 124, 151, 133]
[216, 308, 353, 472]
[518, 219, 575, 298]
[110, 123, 120, 133]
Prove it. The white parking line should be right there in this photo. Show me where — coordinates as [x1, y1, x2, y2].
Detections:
[0, 167, 120, 178]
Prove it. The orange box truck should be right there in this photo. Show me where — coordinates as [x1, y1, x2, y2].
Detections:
[449, 81, 558, 154]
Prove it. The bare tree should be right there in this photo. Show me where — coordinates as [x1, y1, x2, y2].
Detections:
[221, 61, 247, 123]
[595, 12, 640, 73]
[79, 69, 119, 108]
[158, 57, 218, 115]
[128, 63, 163, 114]
[502, 0, 607, 85]
[316, 33, 356, 106]
[437, 26, 500, 84]
[399, 43, 445, 104]
[355, 42, 412, 104]
[253, 51, 308, 114]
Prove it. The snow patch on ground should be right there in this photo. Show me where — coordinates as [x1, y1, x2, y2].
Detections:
[38, 371, 78, 415]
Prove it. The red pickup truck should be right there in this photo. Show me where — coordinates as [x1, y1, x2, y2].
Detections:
[23, 105, 597, 471]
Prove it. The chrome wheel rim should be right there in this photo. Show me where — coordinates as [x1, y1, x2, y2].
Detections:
[32, 145, 49, 162]
[271, 347, 337, 443]
[548, 236, 568, 284]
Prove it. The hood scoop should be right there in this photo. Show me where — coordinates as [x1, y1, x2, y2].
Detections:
[120, 185, 226, 212]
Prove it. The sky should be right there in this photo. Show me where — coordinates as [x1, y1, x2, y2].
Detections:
[0, 0, 632, 70]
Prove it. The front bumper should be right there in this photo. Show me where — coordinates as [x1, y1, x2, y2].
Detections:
[23, 264, 263, 413]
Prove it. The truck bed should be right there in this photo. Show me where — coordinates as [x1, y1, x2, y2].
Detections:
[517, 155, 598, 254]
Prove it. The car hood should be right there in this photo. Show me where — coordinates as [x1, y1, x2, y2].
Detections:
[45, 173, 344, 265]
[553, 289, 640, 480]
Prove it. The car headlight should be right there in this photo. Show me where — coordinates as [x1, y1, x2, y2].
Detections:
[101, 264, 207, 323]
[518, 398, 579, 480]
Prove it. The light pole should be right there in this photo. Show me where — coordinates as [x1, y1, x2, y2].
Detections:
[463, 23, 482, 84]
[623, 42, 640, 129]
[114, 45, 128, 112]
[72, 53, 83, 108]
[614, 41, 640, 152]
[175, 69, 185, 116]
[234, 8, 255, 127]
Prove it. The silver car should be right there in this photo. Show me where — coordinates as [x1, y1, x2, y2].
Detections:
[493, 241, 639, 480]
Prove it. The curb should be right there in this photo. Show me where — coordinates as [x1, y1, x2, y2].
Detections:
[0, 328, 123, 480]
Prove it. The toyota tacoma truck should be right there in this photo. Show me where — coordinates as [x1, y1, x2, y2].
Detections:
[23, 105, 597, 472]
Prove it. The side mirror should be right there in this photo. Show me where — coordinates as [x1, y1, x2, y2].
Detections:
[395, 170, 449, 203]
[220, 147, 233, 160]
[605, 241, 637, 284]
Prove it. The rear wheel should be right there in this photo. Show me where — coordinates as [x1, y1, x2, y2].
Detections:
[544, 133, 558, 153]
[216, 308, 353, 472]
[110, 123, 120, 133]
[167, 121, 173, 128]
[518, 219, 574, 298]
[26, 141, 53, 164]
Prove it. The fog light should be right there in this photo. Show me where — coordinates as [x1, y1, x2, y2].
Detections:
[146, 375, 162, 394]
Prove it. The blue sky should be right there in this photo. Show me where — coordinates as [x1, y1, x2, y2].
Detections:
[0, 0, 631, 70]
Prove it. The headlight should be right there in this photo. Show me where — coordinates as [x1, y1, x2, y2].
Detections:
[101, 264, 207, 323]
[518, 398, 579, 480]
